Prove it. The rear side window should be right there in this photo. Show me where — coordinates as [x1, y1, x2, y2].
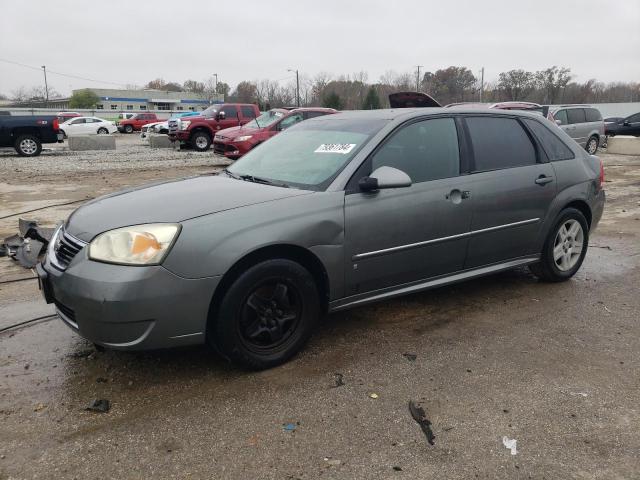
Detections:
[371, 117, 460, 183]
[567, 109, 586, 124]
[523, 119, 575, 161]
[241, 106, 256, 118]
[466, 117, 537, 172]
[585, 108, 602, 122]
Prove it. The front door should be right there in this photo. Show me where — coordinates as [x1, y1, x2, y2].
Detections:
[344, 117, 474, 295]
[462, 116, 557, 268]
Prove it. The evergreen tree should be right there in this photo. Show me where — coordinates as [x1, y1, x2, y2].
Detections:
[362, 86, 381, 109]
[322, 91, 344, 110]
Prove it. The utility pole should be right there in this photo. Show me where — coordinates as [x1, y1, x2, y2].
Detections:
[479, 67, 484, 102]
[41, 65, 49, 108]
[213, 73, 219, 101]
[415, 65, 423, 92]
[288, 69, 300, 107]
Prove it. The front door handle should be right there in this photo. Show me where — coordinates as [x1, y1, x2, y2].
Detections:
[535, 175, 554, 186]
[445, 189, 471, 204]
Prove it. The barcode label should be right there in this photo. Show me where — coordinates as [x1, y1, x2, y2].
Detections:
[314, 143, 356, 154]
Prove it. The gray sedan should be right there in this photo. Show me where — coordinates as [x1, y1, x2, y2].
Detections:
[37, 108, 605, 369]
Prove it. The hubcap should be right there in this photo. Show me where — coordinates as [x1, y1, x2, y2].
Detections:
[195, 136, 208, 149]
[20, 138, 37, 154]
[239, 280, 301, 351]
[553, 219, 584, 271]
[588, 139, 597, 154]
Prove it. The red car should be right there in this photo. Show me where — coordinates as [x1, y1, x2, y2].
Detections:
[56, 111, 81, 123]
[117, 113, 161, 133]
[213, 107, 337, 159]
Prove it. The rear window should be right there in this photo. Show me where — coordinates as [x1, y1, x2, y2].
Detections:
[241, 105, 256, 118]
[523, 119, 575, 161]
[466, 117, 537, 172]
[567, 109, 586, 124]
[585, 108, 602, 122]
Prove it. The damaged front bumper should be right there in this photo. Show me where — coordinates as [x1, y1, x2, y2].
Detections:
[36, 233, 220, 350]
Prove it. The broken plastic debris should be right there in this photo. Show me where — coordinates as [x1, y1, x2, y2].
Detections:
[369, 393, 379, 399]
[408, 400, 435, 445]
[402, 353, 417, 361]
[86, 399, 110, 413]
[283, 423, 296, 432]
[502, 436, 517, 455]
[331, 373, 344, 388]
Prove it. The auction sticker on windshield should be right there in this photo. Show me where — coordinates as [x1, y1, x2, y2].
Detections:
[314, 144, 357, 154]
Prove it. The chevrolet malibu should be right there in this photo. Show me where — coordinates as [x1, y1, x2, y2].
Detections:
[37, 109, 605, 369]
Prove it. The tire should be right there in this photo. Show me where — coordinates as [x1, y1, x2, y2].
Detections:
[191, 131, 212, 152]
[14, 134, 42, 157]
[529, 208, 589, 282]
[97, 127, 108, 134]
[586, 135, 598, 155]
[124, 125, 133, 134]
[59, 129, 67, 139]
[209, 259, 320, 370]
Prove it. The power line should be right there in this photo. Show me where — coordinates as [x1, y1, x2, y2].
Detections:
[0, 58, 132, 88]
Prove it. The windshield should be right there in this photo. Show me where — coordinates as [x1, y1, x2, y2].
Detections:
[245, 110, 285, 129]
[201, 105, 219, 117]
[228, 117, 388, 190]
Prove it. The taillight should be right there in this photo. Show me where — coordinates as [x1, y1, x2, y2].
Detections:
[598, 157, 605, 189]
[53, 118, 59, 132]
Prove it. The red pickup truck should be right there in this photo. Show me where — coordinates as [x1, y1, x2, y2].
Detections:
[168, 103, 259, 152]
[117, 113, 161, 133]
[213, 107, 337, 159]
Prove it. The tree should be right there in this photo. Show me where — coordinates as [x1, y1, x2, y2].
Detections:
[69, 89, 100, 109]
[216, 82, 230, 98]
[498, 69, 535, 100]
[145, 78, 167, 90]
[183, 79, 205, 93]
[535, 66, 571, 104]
[163, 82, 183, 92]
[231, 81, 258, 103]
[424, 67, 477, 104]
[362, 86, 381, 109]
[322, 91, 344, 110]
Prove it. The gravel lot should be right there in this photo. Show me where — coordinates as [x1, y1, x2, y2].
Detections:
[0, 141, 639, 479]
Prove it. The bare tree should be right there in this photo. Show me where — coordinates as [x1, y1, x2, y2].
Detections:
[497, 69, 535, 100]
[535, 66, 572, 104]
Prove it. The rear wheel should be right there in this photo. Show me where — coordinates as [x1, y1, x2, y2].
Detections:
[97, 127, 108, 134]
[14, 134, 42, 157]
[209, 259, 320, 369]
[124, 124, 133, 134]
[191, 131, 212, 152]
[530, 208, 589, 282]
[586, 135, 598, 155]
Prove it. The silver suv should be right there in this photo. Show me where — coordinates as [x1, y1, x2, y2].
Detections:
[548, 106, 604, 155]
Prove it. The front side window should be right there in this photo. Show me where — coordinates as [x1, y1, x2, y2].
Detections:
[466, 116, 537, 171]
[524, 119, 574, 161]
[371, 117, 460, 183]
[626, 113, 640, 123]
[554, 109, 568, 125]
[228, 117, 388, 190]
[567, 109, 586, 124]
[221, 105, 238, 118]
[278, 113, 304, 131]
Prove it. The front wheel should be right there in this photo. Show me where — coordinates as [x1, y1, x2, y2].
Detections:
[14, 134, 42, 157]
[124, 125, 133, 134]
[191, 131, 212, 152]
[209, 259, 320, 369]
[97, 127, 108, 134]
[530, 208, 589, 282]
[586, 135, 599, 155]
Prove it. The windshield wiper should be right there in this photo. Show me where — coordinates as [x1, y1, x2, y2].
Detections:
[221, 168, 240, 179]
[239, 174, 289, 188]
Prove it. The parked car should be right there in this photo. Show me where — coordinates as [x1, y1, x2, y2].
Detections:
[168, 103, 260, 152]
[141, 112, 200, 141]
[140, 122, 164, 142]
[446, 101, 545, 115]
[213, 107, 337, 159]
[546, 106, 604, 154]
[604, 112, 640, 137]
[0, 114, 62, 156]
[117, 112, 136, 122]
[56, 111, 81, 123]
[59, 117, 117, 137]
[117, 113, 160, 133]
[37, 108, 605, 369]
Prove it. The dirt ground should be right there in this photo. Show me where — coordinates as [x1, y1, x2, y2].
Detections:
[1, 140, 639, 479]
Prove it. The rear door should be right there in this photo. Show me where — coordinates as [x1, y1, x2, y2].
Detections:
[462, 115, 557, 268]
[566, 108, 588, 146]
[344, 116, 474, 294]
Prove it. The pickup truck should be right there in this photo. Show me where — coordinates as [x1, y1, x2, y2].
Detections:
[117, 113, 161, 133]
[213, 107, 336, 159]
[168, 103, 259, 152]
[0, 114, 62, 156]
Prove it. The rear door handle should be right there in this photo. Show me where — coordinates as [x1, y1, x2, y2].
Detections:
[535, 175, 554, 185]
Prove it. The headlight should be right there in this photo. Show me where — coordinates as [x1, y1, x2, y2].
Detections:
[89, 223, 180, 265]
[179, 120, 191, 130]
[235, 135, 253, 142]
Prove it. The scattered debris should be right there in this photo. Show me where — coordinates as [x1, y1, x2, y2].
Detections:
[392, 466, 403, 471]
[86, 399, 110, 413]
[443, 426, 455, 432]
[2, 219, 57, 268]
[96, 377, 108, 383]
[331, 373, 345, 388]
[33, 403, 46, 412]
[408, 400, 435, 446]
[568, 392, 588, 397]
[68, 349, 94, 359]
[369, 393, 379, 399]
[589, 244, 612, 250]
[324, 458, 341, 466]
[402, 353, 417, 361]
[502, 436, 517, 455]
[283, 423, 296, 432]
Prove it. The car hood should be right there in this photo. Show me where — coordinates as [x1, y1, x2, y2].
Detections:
[216, 125, 259, 138]
[65, 174, 312, 242]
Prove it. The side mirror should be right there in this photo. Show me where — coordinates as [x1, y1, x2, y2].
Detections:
[217, 111, 226, 120]
[359, 166, 412, 192]
[623, 120, 630, 126]
[555, 119, 563, 125]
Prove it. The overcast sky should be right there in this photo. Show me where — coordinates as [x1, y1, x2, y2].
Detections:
[1, 0, 638, 97]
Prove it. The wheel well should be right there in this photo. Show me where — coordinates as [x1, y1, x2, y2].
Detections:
[208, 244, 330, 322]
[190, 128, 211, 139]
[564, 200, 592, 228]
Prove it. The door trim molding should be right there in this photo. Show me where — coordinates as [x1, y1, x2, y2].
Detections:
[352, 217, 540, 261]
[331, 255, 540, 312]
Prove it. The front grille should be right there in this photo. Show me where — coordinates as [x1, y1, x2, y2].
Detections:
[168, 119, 179, 134]
[54, 300, 76, 323]
[54, 230, 86, 269]
[213, 142, 225, 155]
